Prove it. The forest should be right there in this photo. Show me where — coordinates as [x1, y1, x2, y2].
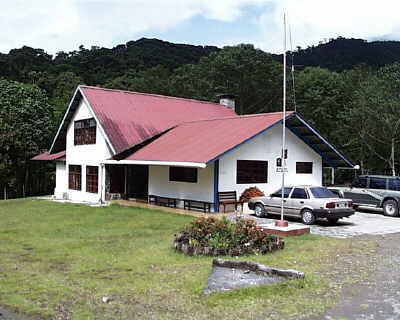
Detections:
[1, 37, 400, 199]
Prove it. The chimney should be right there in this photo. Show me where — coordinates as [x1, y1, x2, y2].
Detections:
[217, 94, 236, 113]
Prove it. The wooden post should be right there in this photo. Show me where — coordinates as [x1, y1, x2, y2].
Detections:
[124, 165, 127, 199]
[4, 185, 7, 200]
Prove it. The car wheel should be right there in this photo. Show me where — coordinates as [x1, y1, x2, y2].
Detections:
[254, 203, 266, 217]
[327, 217, 339, 225]
[383, 199, 399, 217]
[301, 209, 316, 225]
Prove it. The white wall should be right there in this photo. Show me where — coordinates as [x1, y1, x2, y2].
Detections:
[218, 124, 322, 198]
[64, 99, 113, 202]
[148, 164, 215, 207]
[54, 161, 67, 199]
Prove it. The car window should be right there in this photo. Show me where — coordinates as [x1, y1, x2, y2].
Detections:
[352, 177, 367, 188]
[310, 187, 337, 198]
[291, 188, 308, 199]
[388, 179, 400, 191]
[329, 189, 343, 198]
[271, 187, 292, 198]
[369, 177, 387, 190]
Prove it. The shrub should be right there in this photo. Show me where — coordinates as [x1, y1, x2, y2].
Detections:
[174, 217, 284, 256]
[239, 187, 265, 203]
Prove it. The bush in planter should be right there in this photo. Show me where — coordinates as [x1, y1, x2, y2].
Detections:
[174, 217, 284, 256]
[239, 186, 265, 203]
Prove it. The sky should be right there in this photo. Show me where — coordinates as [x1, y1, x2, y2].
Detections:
[1, 0, 400, 55]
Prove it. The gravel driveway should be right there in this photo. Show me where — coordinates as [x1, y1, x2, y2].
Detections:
[324, 233, 400, 320]
[247, 211, 400, 238]
[247, 210, 400, 319]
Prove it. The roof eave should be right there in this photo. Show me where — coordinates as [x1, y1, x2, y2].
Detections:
[103, 159, 206, 168]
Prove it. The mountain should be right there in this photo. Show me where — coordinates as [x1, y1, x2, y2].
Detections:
[0, 38, 219, 84]
[272, 37, 400, 71]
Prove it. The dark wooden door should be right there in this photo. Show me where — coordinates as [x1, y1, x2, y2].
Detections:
[127, 165, 149, 200]
[108, 165, 125, 194]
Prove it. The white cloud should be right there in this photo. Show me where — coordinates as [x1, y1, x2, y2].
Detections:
[0, 0, 266, 54]
[2, 0, 400, 54]
[256, 0, 400, 52]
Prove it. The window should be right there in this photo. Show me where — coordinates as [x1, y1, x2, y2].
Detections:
[86, 166, 98, 193]
[296, 162, 313, 174]
[68, 165, 81, 190]
[352, 176, 367, 188]
[388, 179, 400, 191]
[291, 188, 308, 199]
[330, 189, 344, 198]
[236, 160, 268, 184]
[271, 187, 292, 198]
[169, 167, 197, 183]
[310, 187, 336, 198]
[74, 118, 96, 145]
[369, 177, 387, 190]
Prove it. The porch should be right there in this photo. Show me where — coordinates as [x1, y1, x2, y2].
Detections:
[104, 163, 220, 213]
[105, 164, 149, 201]
[115, 199, 237, 218]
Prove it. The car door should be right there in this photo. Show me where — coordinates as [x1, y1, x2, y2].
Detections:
[266, 187, 292, 214]
[357, 177, 384, 207]
[287, 187, 308, 216]
[345, 176, 381, 207]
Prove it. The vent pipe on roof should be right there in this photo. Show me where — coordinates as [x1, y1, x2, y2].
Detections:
[217, 94, 236, 113]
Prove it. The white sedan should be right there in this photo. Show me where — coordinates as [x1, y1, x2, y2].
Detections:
[248, 186, 355, 225]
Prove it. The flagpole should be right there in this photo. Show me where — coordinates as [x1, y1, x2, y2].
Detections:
[277, 12, 288, 227]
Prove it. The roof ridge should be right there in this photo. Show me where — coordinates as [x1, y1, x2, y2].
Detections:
[177, 111, 295, 125]
[79, 85, 227, 108]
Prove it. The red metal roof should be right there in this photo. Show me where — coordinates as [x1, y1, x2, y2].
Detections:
[123, 112, 293, 164]
[80, 86, 237, 154]
[32, 151, 66, 161]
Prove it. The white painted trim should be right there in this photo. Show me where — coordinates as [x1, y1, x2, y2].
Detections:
[79, 88, 117, 155]
[103, 159, 206, 168]
[49, 86, 81, 153]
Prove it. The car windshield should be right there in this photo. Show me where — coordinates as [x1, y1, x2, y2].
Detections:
[310, 187, 337, 198]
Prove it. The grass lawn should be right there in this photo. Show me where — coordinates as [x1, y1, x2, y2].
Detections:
[0, 199, 373, 319]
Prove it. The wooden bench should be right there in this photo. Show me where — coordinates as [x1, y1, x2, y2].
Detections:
[148, 195, 177, 208]
[183, 199, 212, 213]
[218, 191, 243, 213]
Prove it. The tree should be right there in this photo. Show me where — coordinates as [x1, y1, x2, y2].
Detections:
[0, 79, 54, 198]
[106, 66, 171, 95]
[343, 69, 400, 175]
[169, 44, 283, 114]
[295, 67, 347, 142]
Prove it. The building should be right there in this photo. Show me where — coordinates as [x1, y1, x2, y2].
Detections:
[33, 85, 354, 211]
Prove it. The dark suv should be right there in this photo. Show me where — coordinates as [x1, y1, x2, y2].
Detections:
[329, 175, 400, 217]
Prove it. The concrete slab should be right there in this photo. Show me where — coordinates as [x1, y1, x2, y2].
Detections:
[259, 223, 310, 236]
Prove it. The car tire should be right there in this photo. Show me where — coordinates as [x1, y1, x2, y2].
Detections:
[254, 203, 266, 217]
[327, 218, 339, 225]
[383, 199, 399, 217]
[301, 209, 316, 225]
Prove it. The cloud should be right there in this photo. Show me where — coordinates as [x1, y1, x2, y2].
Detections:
[2, 0, 400, 55]
[0, 0, 267, 54]
[255, 0, 400, 52]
